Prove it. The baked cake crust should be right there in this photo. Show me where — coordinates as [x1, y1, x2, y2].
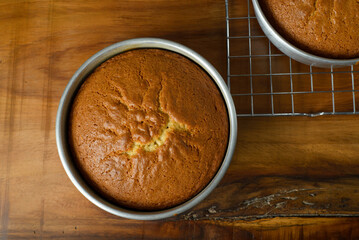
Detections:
[260, 0, 359, 59]
[69, 49, 229, 210]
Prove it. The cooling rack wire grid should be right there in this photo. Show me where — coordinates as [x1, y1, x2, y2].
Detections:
[225, 0, 359, 117]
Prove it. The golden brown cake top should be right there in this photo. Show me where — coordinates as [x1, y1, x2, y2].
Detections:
[69, 49, 229, 210]
[260, 0, 359, 59]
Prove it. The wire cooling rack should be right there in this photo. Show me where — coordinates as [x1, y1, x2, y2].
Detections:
[225, 0, 359, 117]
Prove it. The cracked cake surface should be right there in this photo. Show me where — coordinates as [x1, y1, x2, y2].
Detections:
[69, 49, 229, 210]
[260, 0, 359, 59]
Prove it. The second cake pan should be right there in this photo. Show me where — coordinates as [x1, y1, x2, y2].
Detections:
[252, 0, 359, 68]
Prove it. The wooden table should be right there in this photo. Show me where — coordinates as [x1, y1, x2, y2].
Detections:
[1, 0, 359, 239]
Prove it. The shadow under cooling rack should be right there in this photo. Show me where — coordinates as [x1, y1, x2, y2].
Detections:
[225, 0, 359, 117]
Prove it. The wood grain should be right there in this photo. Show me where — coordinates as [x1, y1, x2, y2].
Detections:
[1, 0, 359, 239]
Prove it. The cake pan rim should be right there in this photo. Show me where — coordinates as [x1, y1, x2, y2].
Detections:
[55, 38, 237, 220]
[251, 0, 359, 68]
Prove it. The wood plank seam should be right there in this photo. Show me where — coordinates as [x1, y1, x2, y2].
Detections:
[39, 0, 55, 237]
[1, 1, 19, 237]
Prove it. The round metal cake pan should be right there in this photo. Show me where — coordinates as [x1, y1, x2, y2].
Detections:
[252, 0, 359, 68]
[56, 38, 237, 220]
